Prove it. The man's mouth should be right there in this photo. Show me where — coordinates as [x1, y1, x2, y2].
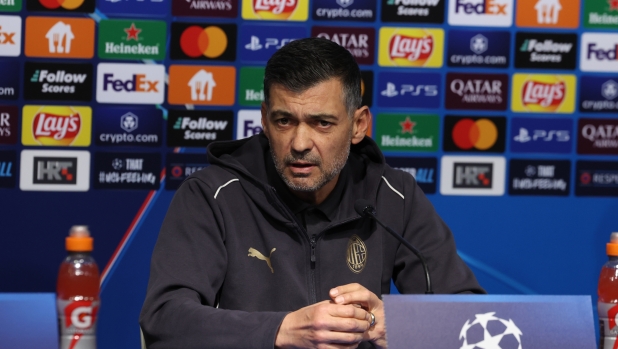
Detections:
[288, 162, 316, 174]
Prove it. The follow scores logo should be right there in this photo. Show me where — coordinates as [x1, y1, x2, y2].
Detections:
[511, 74, 576, 113]
[378, 27, 443, 68]
[242, 0, 308, 20]
[96, 63, 165, 105]
[171, 22, 236, 61]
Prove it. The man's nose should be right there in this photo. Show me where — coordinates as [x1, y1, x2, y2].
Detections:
[291, 123, 314, 154]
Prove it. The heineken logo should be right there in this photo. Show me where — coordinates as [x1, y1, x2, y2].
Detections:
[98, 19, 166, 60]
[585, 0, 618, 28]
[375, 113, 439, 152]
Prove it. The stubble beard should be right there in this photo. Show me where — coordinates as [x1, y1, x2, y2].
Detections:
[269, 140, 351, 193]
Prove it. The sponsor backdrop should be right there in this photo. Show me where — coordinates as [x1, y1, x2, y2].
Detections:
[0, 0, 616, 346]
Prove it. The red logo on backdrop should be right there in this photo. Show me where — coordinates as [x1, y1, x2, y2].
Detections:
[580, 172, 591, 185]
[389, 34, 433, 63]
[253, 0, 297, 18]
[522, 81, 565, 111]
[33, 112, 81, 145]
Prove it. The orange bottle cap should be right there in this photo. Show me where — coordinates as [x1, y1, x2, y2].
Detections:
[65, 225, 93, 252]
[607, 232, 618, 256]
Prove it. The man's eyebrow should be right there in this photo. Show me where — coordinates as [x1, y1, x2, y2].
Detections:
[307, 114, 338, 122]
[268, 110, 294, 119]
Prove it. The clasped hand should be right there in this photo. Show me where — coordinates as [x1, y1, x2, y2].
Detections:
[275, 283, 387, 349]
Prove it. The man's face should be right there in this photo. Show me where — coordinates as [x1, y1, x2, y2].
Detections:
[262, 78, 363, 198]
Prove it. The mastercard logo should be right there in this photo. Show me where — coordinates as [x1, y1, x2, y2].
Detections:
[180, 26, 228, 59]
[452, 118, 498, 151]
[39, 0, 84, 9]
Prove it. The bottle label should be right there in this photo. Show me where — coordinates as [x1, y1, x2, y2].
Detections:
[57, 299, 99, 349]
[599, 301, 618, 349]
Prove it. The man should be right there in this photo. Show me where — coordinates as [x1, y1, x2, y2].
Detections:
[140, 38, 484, 349]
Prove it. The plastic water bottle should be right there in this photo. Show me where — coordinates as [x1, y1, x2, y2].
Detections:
[599, 232, 618, 349]
[57, 226, 100, 349]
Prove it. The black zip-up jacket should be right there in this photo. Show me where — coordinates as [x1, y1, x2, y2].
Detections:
[140, 133, 484, 348]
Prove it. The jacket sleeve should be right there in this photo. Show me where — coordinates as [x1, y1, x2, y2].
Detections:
[139, 178, 288, 349]
[391, 172, 486, 295]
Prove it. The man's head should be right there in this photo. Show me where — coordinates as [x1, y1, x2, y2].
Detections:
[264, 37, 362, 118]
[261, 38, 370, 204]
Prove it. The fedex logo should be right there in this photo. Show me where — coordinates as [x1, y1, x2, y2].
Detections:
[581, 33, 618, 72]
[0, 15, 21, 57]
[236, 110, 262, 139]
[454, 0, 507, 15]
[96, 63, 165, 104]
[103, 74, 159, 93]
[448, 0, 513, 27]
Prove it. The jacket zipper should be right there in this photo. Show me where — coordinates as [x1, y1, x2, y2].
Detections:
[309, 234, 317, 304]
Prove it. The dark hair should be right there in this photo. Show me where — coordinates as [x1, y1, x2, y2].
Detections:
[263, 37, 362, 116]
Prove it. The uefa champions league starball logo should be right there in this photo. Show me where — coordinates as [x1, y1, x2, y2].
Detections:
[459, 312, 522, 349]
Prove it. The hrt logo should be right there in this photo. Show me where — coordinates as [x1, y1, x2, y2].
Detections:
[453, 162, 493, 188]
[33, 156, 77, 184]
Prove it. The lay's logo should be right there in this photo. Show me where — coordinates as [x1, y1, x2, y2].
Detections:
[511, 74, 576, 114]
[22, 105, 91, 146]
[379, 28, 443, 67]
[242, 0, 308, 20]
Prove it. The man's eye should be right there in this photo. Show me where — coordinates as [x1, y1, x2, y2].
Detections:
[319, 120, 331, 127]
[277, 118, 289, 125]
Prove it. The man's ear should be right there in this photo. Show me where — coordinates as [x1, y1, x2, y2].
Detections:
[261, 102, 269, 138]
[351, 106, 371, 145]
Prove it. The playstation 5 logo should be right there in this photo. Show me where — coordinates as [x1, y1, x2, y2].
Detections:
[381, 82, 439, 98]
[244, 36, 263, 51]
[381, 82, 398, 97]
[244, 36, 295, 51]
[513, 127, 569, 143]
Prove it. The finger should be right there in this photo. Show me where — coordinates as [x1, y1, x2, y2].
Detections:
[330, 283, 364, 299]
[332, 289, 376, 309]
[315, 330, 364, 345]
[328, 304, 370, 322]
[316, 315, 370, 333]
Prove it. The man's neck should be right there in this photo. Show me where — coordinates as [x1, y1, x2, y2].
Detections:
[289, 173, 340, 206]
